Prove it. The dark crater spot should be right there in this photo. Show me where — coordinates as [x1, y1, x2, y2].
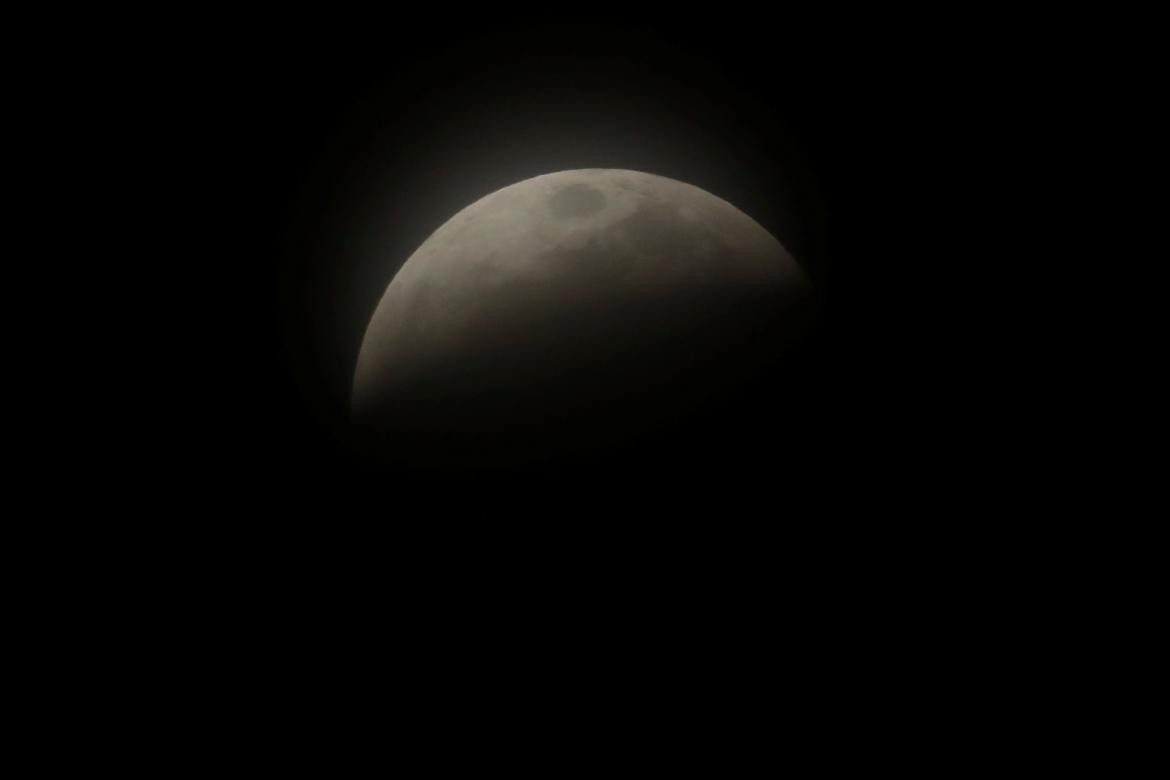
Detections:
[549, 183, 606, 219]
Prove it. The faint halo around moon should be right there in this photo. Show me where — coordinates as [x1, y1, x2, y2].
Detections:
[352, 168, 813, 463]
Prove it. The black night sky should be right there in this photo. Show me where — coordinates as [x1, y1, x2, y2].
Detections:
[7, 9, 1100, 760]
[29, 13, 1080, 754]
[175, 13, 968, 522]
[38, 14, 1061, 750]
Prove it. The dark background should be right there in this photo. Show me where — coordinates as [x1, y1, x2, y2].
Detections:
[36, 15, 1097, 749]
[59, 13, 1046, 744]
[176, 13, 970, 527]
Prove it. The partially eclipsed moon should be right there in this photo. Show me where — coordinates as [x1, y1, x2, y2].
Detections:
[353, 168, 812, 460]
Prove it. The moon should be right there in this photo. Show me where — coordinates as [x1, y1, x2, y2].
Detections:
[353, 168, 812, 462]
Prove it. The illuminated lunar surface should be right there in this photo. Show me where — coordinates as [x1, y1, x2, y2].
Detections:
[353, 168, 812, 461]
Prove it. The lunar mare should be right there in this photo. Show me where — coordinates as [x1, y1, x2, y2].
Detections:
[353, 168, 812, 460]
